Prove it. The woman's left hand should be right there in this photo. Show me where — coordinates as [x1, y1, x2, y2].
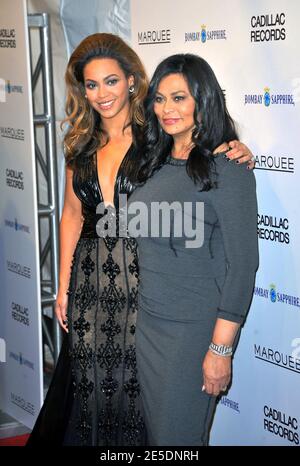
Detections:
[227, 140, 255, 169]
[202, 350, 232, 396]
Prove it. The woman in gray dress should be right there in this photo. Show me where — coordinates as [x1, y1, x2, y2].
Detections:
[128, 54, 259, 446]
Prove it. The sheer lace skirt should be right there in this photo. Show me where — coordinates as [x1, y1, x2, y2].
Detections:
[64, 236, 146, 446]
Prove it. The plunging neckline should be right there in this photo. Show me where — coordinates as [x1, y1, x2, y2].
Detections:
[95, 143, 133, 207]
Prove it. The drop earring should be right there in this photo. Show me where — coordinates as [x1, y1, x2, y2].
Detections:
[129, 85, 135, 94]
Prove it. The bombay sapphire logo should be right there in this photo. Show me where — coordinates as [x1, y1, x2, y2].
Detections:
[201, 25, 207, 43]
[220, 396, 240, 413]
[254, 284, 300, 308]
[9, 351, 34, 370]
[5, 80, 23, 94]
[270, 284, 277, 303]
[185, 24, 227, 43]
[264, 87, 271, 107]
[5, 218, 30, 233]
[0, 78, 23, 102]
[245, 86, 295, 106]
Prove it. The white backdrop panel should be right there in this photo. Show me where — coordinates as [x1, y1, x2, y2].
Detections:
[0, 0, 43, 428]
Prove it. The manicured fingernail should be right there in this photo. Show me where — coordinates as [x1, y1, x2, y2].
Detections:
[202, 385, 205, 391]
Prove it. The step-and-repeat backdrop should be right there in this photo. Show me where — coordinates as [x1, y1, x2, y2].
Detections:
[131, 0, 300, 446]
[0, 0, 43, 428]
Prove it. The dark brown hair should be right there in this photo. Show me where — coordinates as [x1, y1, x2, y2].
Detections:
[62, 33, 148, 169]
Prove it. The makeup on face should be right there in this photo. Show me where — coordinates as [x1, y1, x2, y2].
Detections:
[83, 58, 133, 120]
[154, 73, 196, 140]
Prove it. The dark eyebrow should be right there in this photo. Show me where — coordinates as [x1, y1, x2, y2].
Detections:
[85, 74, 120, 82]
[104, 74, 120, 80]
[155, 90, 187, 96]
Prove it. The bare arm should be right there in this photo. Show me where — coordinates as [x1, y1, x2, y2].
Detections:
[202, 319, 239, 396]
[55, 166, 83, 332]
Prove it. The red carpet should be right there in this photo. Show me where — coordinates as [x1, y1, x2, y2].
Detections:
[0, 433, 30, 446]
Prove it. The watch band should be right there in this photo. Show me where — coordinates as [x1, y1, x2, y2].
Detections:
[209, 341, 233, 357]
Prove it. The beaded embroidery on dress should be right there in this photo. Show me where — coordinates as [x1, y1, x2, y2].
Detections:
[63, 145, 146, 445]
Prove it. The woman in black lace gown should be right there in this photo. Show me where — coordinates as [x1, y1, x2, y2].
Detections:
[28, 33, 148, 446]
[27, 34, 254, 447]
[63, 149, 144, 445]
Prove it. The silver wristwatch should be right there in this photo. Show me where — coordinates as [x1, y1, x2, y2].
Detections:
[209, 342, 233, 357]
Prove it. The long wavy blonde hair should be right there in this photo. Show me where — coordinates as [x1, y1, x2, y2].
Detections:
[62, 33, 149, 169]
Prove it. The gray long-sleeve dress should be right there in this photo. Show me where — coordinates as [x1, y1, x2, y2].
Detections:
[127, 152, 259, 446]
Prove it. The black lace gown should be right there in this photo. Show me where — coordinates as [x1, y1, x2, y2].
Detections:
[27, 145, 146, 446]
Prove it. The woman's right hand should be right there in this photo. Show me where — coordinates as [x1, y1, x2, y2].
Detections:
[202, 349, 231, 396]
[55, 289, 69, 333]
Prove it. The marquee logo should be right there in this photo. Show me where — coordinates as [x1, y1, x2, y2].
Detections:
[251, 13, 286, 43]
[185, 24, 227, 43]
[254, 344, 300, 375]
[5, 218, 30, 234]
[0, 28, 16, 48]
[137, 29, 171, 45]
[7, 260, 31, 279]
[10, 392, 35, 415]
[244, 86, 295, 106]
[254, 284, 300, 309]
[254, 155, 294, 173]
[0, 126, 24, 141]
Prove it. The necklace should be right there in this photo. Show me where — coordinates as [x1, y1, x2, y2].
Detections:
[171, 142, 194, 160]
